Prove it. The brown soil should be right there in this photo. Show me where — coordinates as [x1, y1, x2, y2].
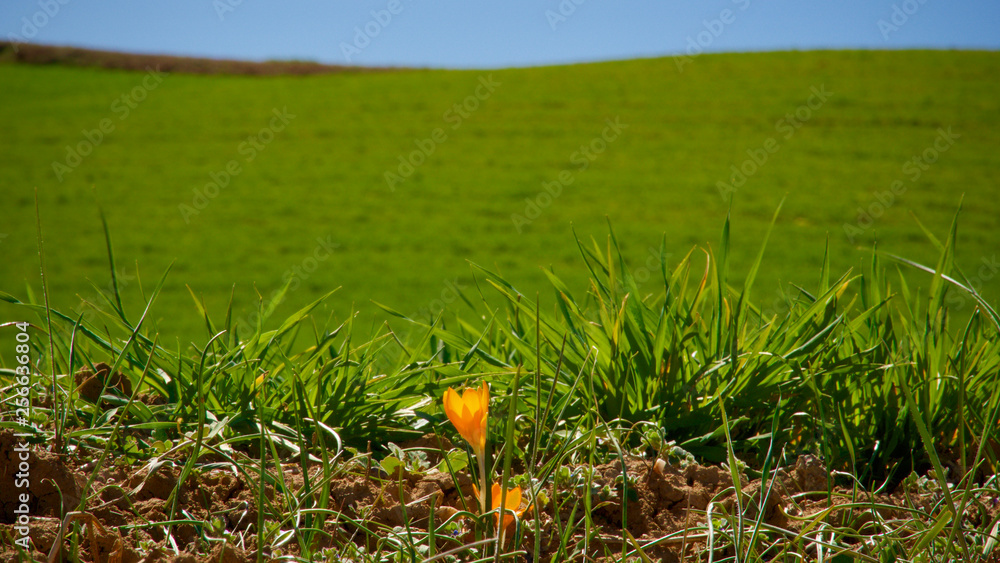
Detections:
[1, 430, 996, 562]
[0, 42, 393, 75]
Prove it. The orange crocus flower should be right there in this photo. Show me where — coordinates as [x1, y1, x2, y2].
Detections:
[474, 482, 530, 532]
[443, 382, 489, 456]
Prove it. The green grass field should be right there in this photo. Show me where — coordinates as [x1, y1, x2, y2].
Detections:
[2, 50, 999, 346]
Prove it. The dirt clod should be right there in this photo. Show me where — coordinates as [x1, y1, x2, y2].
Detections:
[74, 362, 133, 406]
[791, 454, 828, 492]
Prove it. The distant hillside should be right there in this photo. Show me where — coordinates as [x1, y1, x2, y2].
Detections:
[1, 49, 998, 345]
[0, 41, 386, 75]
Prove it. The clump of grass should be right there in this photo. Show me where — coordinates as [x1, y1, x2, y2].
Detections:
[400, 206, 999, 492]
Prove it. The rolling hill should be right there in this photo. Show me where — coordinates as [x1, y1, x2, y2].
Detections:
[1, 47, 998, 346]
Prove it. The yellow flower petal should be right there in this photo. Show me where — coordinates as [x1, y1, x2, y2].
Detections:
[484, 482, 527, 531]
[442, 382, 489, 456]
[504, 486, 522, 512]
[443, 387, 457, 411]
[462, 387, 480, 416]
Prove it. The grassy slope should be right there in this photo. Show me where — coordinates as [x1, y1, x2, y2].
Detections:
[1, 50, 998, 345]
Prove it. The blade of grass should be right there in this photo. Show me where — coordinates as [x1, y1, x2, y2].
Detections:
[34, 188, 62, 452]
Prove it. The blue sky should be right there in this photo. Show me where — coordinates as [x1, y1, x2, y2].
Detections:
[2, 0, 998, 69]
